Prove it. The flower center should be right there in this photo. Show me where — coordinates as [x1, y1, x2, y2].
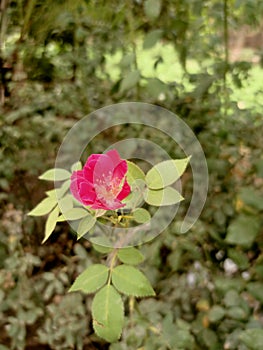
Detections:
[94, 172, 122, 205]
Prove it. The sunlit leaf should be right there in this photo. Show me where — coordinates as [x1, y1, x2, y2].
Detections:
[143, 29, 163, 49]
[58, 194, 73, 213]
[28, 197, 57, 216]
[126, 161, 145, 185]
[77, 214, 96, 238]
[123, 179, 146, 209]
[145, 157, 191, 189]
[59, 207, 90, 221]
[119, 70, 140, 93]
[42, 205, 59, 243]
[144, 187, 184, 206]
[39, 168, 71, 181]
[71, 161, 82, 172]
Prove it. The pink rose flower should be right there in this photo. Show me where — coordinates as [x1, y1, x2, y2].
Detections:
[70, 149, 131, 210]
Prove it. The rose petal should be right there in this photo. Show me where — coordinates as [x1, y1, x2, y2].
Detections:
[117, 179, 131, 200]
[79, 182, 96, 204]
[70, 178, 82, 202]
[113, 160, 128, 180]
[93, 154, 115, 183]
[106, 149, 122, 168]
[70, 150, 130, 210]
[84, 154, 101, 167]
[92, 199, 125, 211]
[90, 201, 110, 210]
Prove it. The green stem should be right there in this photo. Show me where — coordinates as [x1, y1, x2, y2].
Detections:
[107, 249, 118, 285]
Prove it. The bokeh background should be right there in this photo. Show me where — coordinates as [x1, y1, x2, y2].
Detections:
[0, 1, 262, 349]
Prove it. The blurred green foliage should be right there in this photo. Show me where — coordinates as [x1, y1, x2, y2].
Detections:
[0, 0, 262, 348]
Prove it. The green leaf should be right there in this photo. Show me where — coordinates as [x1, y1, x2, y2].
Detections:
[146, 78, 168, 99]
[112, 265, 155, 297]
[46, 181, 71, 201]
[117, 247, 145, 265]
[247, 282, 263, 303]
[58, 179, 71, 198]
[28, 197, 57, 216]
[90, 236, 113, 249]
[145, 157, 191, 189]
[214, 277, 245, 293]
[201, 328, 218, 348]
[59, 207, 90, 221]
[123, 179, 146, 209]
[92, 244, 113, 254]
[225, 214, 260, 247]
[69, 264, 109, 294]
[39, 168, 71, 181]
[126, 161, 145, 185]
[0, 346, 9, 350]
[162, 314, 195, 349]
[224, 289, 241, 307]
[239, 329, 263, 350]
[120, 53, 135, 68]
[208, 306, 225, 323]
[71, 161, 82, 172]
[226, 306, 247, 320]
[58, 194, 73, 213]
[227, 248, 249, 269]
[119, 70, 140, 93]
[42, 205, 59, 243]
[92, 285, 124, 343]
[144, 187, 184, 206]
[133, 208, 151, 223]
[143, 29, 163, 49]
[238, 187, 263, 211]
[144, 0, 161, 21]
[77, 214, 96, 239]
[255, 159, 263, 177]
[45, 189, 57, 199]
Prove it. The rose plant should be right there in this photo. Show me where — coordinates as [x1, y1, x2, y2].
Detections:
[70, 150, 131, 210]
[28, 149, 190, 343]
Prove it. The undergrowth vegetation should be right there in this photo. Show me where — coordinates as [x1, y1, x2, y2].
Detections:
[0, 0, 262, 349]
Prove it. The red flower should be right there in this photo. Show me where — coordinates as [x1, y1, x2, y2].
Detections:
[70, 150, 131, 210]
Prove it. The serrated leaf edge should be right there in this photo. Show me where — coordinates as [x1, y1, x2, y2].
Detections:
[112, 265, 155, 297]
[68, 264, 109, 294]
